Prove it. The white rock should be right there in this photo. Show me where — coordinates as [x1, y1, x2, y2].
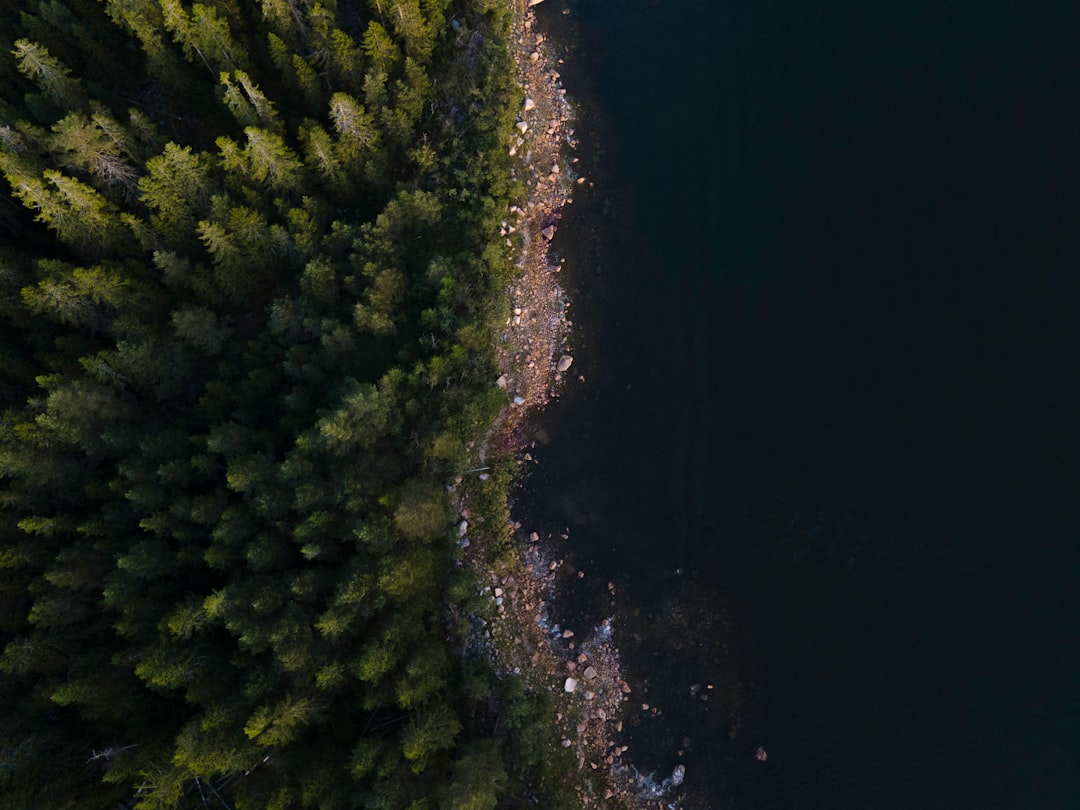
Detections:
[541, 225, 555, 240]
[496, 374, 508, 389]
[458, 520, 468, 537]
[556, 354, 573, 372]
[524, 97, 536, 111]
[528, 0, 545, 5]
[512, 395, 525, 406]
[671, 764, 686, 786]
[515, 120, 528, 133]
[564, 677, 578, 693]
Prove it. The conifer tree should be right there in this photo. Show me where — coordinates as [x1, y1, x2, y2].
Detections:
[0, 0, 570, 805]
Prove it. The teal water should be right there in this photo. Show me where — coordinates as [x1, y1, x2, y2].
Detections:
[528, 1, 1080, 807]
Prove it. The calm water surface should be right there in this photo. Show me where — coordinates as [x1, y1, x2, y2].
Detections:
[527, 1, 1080, 807]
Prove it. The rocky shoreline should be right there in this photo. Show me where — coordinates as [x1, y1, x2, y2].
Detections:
[465, 2, 685, 807]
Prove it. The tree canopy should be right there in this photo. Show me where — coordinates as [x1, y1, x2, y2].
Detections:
[0, 1, 569, 807]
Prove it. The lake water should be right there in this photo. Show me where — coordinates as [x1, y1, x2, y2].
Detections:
[525, 1, 1080, 807]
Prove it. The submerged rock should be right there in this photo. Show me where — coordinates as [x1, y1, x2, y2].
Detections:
[671, 764, 685, 786]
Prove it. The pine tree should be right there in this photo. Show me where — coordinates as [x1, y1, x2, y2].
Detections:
[11, 39, 85, 109]
[9, 170, 132, 254]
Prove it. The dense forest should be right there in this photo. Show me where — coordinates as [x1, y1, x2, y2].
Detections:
[0, 0, 573, 807]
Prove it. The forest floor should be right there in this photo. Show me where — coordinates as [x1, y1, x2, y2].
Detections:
[468, 2, 682, 807]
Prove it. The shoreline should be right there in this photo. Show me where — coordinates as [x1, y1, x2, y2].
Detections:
[465, 2, 684, 806]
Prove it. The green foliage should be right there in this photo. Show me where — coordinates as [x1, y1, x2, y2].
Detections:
[0, 0, 571, 807]
[401, 703, 460, 774]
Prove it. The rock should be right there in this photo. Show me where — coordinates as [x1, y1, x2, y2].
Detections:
[541, 225, 555, 240]
[583, 666, 597, 680]
[556, 354, 573, 372]
[528, 0, 545, 5]
[524, 97, 535, 111]
[561, 629, 574, 638]
[515, 120, 528, 133]
[458, 520, 468, 537]
[529, 531, 540, 542]
[529, 51, 540, 63]
[496, 374, 508, 389]
[671, 764, 685, 787]
[512, 395, 525, 406]
[564, 677, 577, 693]
[494, 587, 503, 597]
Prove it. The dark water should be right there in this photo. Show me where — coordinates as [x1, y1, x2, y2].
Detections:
[526, 1, 1080, 808]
